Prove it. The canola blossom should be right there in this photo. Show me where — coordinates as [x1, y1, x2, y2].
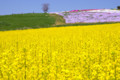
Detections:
[0, 23, 120, 80]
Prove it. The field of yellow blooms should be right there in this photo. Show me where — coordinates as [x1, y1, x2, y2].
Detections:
[0, 23, 120, 80]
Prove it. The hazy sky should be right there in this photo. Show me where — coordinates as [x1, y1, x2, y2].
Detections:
[0, 0, 120, 15]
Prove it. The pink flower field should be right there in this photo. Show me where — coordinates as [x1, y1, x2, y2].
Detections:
[57, 9, 120, 23]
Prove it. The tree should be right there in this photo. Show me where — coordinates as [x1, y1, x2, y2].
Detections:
[42, 3, 49, 13]
[117, 6, 120, 10]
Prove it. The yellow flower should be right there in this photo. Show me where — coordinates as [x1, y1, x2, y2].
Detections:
[0, 23, 120, 79]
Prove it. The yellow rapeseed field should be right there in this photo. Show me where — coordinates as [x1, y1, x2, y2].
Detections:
[0, 23, 120, 80]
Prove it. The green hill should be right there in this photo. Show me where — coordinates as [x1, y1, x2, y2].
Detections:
[0, 13, 65, 31]
[0, 13, 119, 31]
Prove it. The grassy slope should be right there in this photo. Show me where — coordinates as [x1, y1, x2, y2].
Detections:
[0, 13, 65, 31]
[55, 22, 120, 27]
[0, 13, 120, 31]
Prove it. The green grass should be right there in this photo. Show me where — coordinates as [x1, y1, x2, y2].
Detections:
[0, 13, 120, 31]
[55, 22, 120, 27]
[0, 13, 65, 31]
